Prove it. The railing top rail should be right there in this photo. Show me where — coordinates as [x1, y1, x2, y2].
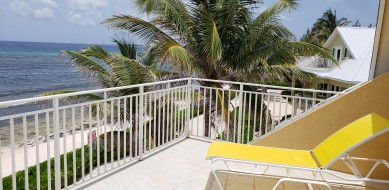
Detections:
[191, 78, 346, 95]
[0, 77, 346, 107]
[0, 78, 188, 107]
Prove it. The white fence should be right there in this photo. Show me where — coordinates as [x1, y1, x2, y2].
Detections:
[0, 78, 344, 189]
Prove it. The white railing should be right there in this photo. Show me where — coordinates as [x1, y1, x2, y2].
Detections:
[297, 57, 335, 71]
[0, 78, 344, 189]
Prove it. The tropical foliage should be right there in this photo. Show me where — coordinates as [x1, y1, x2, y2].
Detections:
[103, 0, 335, 140]
[301, 8, 352, 45]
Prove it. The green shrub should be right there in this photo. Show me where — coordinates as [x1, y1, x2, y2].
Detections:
[1, 130, 134, 190]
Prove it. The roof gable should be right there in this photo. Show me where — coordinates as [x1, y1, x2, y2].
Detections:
[324, 27, 376, 59]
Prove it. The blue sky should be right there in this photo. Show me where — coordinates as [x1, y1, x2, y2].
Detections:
[0, 0, 380, 44]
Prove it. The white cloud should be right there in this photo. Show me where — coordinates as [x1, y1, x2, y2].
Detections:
[65, 11, 100, 26]
[68, 0, 108, 11]
[9, 1, 32, 16]
[33, 7, 54, 19]
[39, 0, 58, 8]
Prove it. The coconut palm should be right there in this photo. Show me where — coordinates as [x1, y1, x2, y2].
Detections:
[40, 37, 172, 154]
[302, 8, 351, 45]
[103, 0, 334, 141]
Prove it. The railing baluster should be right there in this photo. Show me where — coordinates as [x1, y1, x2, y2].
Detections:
[265, 94, 270, 134]
[203, 88, 206, 138]
[237, 84, 244, 144]
[174, 88, 178, 139]
[117, 99, 121, 165]
[253, 94, 258, 140]
[278, 95, 282, 125]
[190, 81, 194, 136]
[247, 92, 252, 143]
[45, 112, 51, 190]
[103, 92, 108, 172]
[110, 100, 114, 168]
[162, 88, 166, 145]
[34, 114, 40, 189]
[22, 116, 29, 190]
[72, 107, 77, 185]
[208, 88, 212, 139]
[153, 92, 157, 149]
[259, 94, 264, 137]
[130, 96, 133, 160]
[88, 104, 93, 176]
[138, 86, 144, 160]
[135, 96, 138, 158]
[179, 87, 183, 136]
[81, 106, 85, 181]
[166, 84, 170, 143]
[62, 109, 68, 187]
[215, 89, 218, 140]
[96, 103, 101, 173]
[271, 94, 276, 131]
[242, 92, 246, 143]
[148, 93, 152, 151]
[158, 91, 162, 147]
[10, 118, 16, 190]
[227, 90, 231, 142]
[170, 85, 174, 141]
[0, 122, 2, 190]
[123, 98, 127, 163]
[221, 89, 224, 141]
[197, 88, 200, 137]
[53, 98, 61, 190]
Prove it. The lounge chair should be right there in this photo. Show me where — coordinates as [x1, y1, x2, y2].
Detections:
[206, 113, 389, 190]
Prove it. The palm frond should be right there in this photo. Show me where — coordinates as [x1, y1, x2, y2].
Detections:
[103, 15, 175, 44]
[112, 37, 137, 59]
[79, 45, 110, 60]
[108, 55, 153, 87]
[156, 41, 195, 74]
[62, 50, 113, 88]
[194, 4, 222, 62]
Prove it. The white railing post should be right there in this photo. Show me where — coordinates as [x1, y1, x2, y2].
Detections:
[139, 86, 144, 160]
[53, 98, 61, 190]
[0, 124, 2, 190]
[185, 78, 192, 137]
[237, 84, 244, 144]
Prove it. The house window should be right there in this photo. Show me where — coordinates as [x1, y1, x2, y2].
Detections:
[344, 48, 348, 58]
[333, 46, 342, 61]
[318, 83, 328, 97]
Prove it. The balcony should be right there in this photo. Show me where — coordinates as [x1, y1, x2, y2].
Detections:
[297, 56, 336, 72]
[2, 78, 375, 190]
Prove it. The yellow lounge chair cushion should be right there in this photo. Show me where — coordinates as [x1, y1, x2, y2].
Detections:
[313, 113, 389, 168]
[206, 142, 319, 169]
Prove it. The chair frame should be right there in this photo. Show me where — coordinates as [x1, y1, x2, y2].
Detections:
[207, 128, 389, 190]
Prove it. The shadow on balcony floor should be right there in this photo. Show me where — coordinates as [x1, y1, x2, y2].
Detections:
[77, 138, 388, 190]
[205, 171, 389, 190]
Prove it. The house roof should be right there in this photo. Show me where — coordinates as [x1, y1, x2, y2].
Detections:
[308, 27, 376, 83]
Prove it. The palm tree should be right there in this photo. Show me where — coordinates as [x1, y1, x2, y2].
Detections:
[103, 0, 334, 141]
[40, 38, 173, 154]
[302, 8, 351, 45]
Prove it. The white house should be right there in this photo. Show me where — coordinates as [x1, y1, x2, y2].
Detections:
[297, 27, 376, 98]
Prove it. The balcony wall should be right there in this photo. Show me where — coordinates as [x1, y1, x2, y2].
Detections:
[373, 0, 389, 78]
[252, 72, 389, 180]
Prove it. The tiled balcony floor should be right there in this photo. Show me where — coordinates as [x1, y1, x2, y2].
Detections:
[79, 138, 388, 190]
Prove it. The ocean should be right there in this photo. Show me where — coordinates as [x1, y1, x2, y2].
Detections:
[0, 40, 146, 117]
[0, 40, 147, 102]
